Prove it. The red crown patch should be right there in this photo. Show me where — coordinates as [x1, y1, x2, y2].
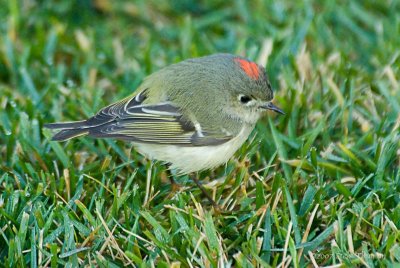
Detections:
[234, 58, 260, 80]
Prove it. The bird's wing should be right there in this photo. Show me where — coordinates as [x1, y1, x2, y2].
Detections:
[50, 89, 233, 146]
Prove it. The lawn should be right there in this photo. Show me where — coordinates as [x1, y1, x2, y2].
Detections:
[0, 0, 399, 267]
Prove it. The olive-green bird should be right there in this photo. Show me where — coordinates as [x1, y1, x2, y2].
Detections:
[45, 53, 284, 175]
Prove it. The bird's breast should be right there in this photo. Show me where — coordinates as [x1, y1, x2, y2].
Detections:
[134, 125, 254, 174]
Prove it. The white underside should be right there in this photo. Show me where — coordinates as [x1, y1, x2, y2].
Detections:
[134, 126, 253, 174]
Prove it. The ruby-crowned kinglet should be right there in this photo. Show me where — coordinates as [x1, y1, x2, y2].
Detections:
[45, 53, 284, 174]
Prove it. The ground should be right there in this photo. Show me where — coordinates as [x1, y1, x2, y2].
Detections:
[0, 0, 399, 267]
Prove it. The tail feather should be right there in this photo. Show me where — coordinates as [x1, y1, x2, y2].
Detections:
[44, 120, 90, 141]
[51, 128, 89, 141]
[44, 120, 87, 129]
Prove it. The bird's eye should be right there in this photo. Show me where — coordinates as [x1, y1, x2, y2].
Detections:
[239, 95, 252, 104]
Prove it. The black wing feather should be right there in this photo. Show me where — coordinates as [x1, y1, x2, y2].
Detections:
[45, 89, 233, 146]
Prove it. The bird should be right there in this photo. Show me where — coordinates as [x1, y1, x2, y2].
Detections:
[45, 53, 284, 204]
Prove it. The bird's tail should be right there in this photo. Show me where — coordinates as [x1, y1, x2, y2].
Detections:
[44, 121, 90, 141]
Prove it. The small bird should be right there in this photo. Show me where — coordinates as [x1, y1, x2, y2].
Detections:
[45, 53, 283, 194]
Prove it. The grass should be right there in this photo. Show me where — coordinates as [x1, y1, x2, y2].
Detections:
[0, 0, 399, 267]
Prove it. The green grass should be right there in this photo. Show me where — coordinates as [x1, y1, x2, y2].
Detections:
[1, 0, 400, 267]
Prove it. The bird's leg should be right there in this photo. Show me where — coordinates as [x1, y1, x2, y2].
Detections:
[190, 173, 221, 210]
[166, 164, 181, 192]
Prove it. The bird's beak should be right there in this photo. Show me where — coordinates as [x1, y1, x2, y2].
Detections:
[260, 102, 285, 115]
